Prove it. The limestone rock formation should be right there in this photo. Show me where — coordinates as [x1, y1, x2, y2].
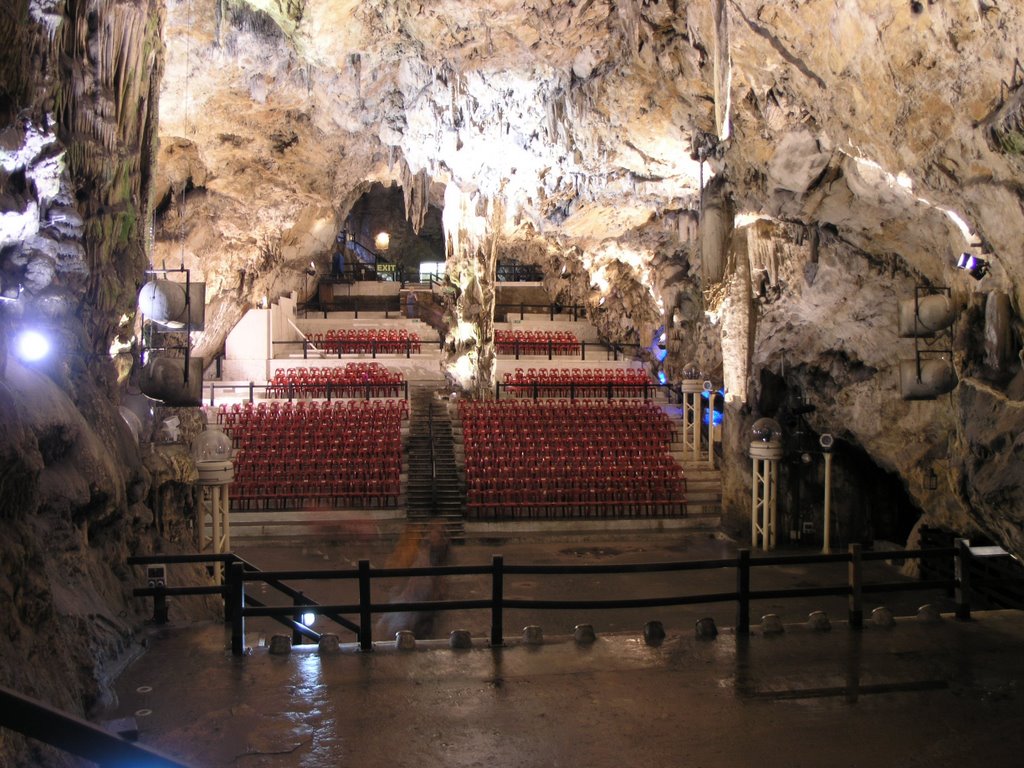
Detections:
[3, 1, 1024, 759]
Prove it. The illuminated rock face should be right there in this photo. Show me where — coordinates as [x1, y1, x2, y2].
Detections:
[3, 4, 1024, 735]
[147, 0, 1024, 553]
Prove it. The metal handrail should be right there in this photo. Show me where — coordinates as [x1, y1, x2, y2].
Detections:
[494, 338, 641, 361]
[495, 380, 681, 403]
[495, 302, 586, 321]
[213, 543, 969, 654]
[271, 337, 440, 359]
[128, 544, 979, 658]
[204, 379, 410, 406]
[0, 684, 191, 767]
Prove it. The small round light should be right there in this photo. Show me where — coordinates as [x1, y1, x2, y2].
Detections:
[301, 611, 316, 627]
[15, 329, 50, 362]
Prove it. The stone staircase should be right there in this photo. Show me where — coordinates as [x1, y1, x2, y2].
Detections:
[664, 405, 723, 527]
[404, 384, 466, 541]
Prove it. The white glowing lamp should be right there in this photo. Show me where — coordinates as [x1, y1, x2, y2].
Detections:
[14, 329, 50, 362]
[374, 232, 391, 251]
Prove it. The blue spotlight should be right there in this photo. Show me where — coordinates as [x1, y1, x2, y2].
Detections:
[703, 410, 724, 426]
[657, 371, 667, 384]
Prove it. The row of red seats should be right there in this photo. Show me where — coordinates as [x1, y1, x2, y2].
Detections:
[232, 476, 401, 510]
[504, 367, 648, 384]
[460, 401, 674, 443]
[458, 400, 685, 521]
[503, 367, 652, 398]
[310, 328, 422, 354]
[495, 330, 580, 355]
[226, 400, 403, 510]
[216, 399, 408, 428]
[269, 363, 405, 398]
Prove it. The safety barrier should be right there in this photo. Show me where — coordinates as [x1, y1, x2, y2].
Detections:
[0, 684, 190, 767]
[129, 543, 1001, 658]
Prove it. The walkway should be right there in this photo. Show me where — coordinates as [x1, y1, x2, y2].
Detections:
[100, 533, 1024, 767]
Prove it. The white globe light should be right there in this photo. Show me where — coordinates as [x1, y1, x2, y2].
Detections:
[302, 611, 316, 627]
[15, 330, 50, 362]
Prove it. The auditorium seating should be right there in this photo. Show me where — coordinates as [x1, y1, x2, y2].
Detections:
[218, 399, 406, 510]
[502, 367, 652, 398]
[495, 329, 580, 356]
[269, 363, 405, 399]
[311, 328, 421, 354]
[459, 400, 685, 520]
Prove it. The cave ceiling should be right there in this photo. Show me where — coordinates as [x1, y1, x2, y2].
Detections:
[156, 0, 1023, 287]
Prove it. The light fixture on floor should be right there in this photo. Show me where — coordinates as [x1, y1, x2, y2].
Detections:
[956, 252, 989, 280]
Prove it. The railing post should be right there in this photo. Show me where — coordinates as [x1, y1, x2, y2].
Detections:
[359, 559, 373, 651]
[848, 543, 863, 629]
[371, 340, 377, 359]
[293, 592, 307, 646]
[736, 549, 750, 635]
[547, 339, 553, 360]
[152, 584, 169, 626]
[581, 341, 586, 361]
[955, 538, 972, 621]
[229, 561, 246, 656]
[495, 381, 501, 401]
[406, 339, 411, 359]
[491, 555, 504, 647]
[248, 381, 255, 404]
[288, 384, 294, 403]
[223, 558, 233, 624]
[326, 382, 332, 403]
[209, 382, 215, 407]
[303, 340, 308, 360]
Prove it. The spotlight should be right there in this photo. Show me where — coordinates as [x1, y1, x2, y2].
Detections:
[14, 329, 51, 362]
[301, 611, 317, 627]
[657, 371, 667, 384]
[956, 252, 989, 280]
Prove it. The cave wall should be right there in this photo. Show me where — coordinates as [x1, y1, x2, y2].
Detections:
[1, 3, 220, 764]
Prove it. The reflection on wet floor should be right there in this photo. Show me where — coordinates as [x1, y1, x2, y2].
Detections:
[732, 633, 950, 702]
[105, 533, 1024, 767]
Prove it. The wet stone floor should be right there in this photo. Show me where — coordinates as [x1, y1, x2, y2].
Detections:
[106, 533, 1024, 767]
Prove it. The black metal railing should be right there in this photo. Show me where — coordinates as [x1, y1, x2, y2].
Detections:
[0, 684, 191, 767]
[129, 543, 992, 658]
[205, 380, 410, 406]
[495, 338, 642, 361]
[495, 303, 586, 322]
[496, 263, 545, 282]
[271, 337, 440, 359]
[495, 381, 681, 403]
[327, 263, 406, 283]
[302, 295, 404, 316]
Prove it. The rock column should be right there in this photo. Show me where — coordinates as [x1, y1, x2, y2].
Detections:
[441, 184, 503, 398]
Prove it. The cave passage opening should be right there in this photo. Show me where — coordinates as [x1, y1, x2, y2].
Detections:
[336, 182, 445, 283]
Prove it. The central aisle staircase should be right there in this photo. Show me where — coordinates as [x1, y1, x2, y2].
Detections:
[405, 383, 466, 541]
